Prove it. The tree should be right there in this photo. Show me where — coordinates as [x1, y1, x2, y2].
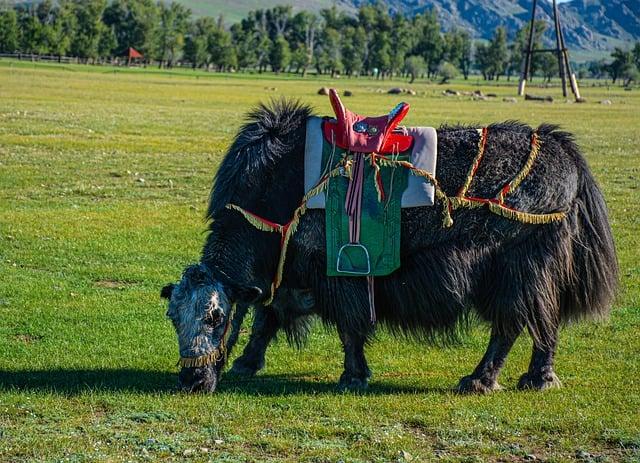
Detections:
[476, 27, 508, 80]
[103, 0, 159, 60]
[269, 34, 290, 73]
[404, 55, 426, 83]
[370, 31, 391, 78]
[438, 61, 458, 84]
[230, 22, 257, 71]
[208, 18, 236, 71]
[457, 31, 472, 80]
[156, 1, 190, 67]
[510, 20, 546, 80]
[413, 11, 444, 78]
[316, 26, 342, 76]
[18, 9, 47, 55]
[538, 52, 557, 83]
[0, 9, 19, 53]
[289, 11, 320, 76]
[50, 0, 77, 59]
[70, 0, 108, 62]
[341, 26, 366, 77]
[609, 47, 634, 84]
[390, 14, 413, 76]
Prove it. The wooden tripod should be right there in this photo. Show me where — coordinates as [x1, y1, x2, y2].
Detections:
[517, 0, 581, 100]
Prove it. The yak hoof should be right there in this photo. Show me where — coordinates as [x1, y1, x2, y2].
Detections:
[517, 371, 562, 391]
[456, 375, 503, 394]
[338, 373, 369, 392]
[229, 357, 264, 377]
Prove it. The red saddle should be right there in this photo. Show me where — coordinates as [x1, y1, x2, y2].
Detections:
[322, 88, 413, 154]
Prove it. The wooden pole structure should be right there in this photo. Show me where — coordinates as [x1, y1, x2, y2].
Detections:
[552, 0, 568, 97]
[518, 0, 538, 96]
[518, 0, 581, 101]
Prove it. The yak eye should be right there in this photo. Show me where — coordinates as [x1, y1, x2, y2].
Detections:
[203, 308, 224, 327]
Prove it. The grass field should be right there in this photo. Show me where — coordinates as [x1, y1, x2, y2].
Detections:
[0, 60, 638, 462]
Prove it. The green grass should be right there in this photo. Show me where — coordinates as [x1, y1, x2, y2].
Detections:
[0, 59, 639, 462]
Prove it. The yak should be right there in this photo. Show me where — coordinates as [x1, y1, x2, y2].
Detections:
[161, 99, 617, 394]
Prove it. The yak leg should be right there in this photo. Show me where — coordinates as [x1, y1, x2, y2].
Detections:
[229, 305, 279, 376]
[518, 327, 562, 390]
[457, 328, 521, 394]
[337, 326, 372, 392]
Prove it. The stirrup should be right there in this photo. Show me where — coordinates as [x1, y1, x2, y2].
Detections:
[336, 243, 371, 275]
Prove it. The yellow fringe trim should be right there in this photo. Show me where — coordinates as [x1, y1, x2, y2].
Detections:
[458, 128, 487, 198]
[225, 204, 283, 233]
[178, 349, 222, 368]
[488, 202, 566, 224]
[497, 132, 541, 204]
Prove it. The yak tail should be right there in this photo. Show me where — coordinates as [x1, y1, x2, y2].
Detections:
[560, 139, 618, 322]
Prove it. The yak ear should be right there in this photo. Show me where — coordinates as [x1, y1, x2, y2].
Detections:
[160, 283, 176, 300]
[229, 285, 263, 304]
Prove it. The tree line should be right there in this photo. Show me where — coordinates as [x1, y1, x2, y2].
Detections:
[0, 0, 638, 83]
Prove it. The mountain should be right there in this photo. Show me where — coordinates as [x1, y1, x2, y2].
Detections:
[177, 0, 639, 54]
[370, 0, 639, 51]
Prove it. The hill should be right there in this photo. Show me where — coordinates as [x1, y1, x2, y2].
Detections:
[176, 0, 639, 54]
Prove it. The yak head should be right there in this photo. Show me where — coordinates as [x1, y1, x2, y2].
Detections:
[161, 263, 261, 393]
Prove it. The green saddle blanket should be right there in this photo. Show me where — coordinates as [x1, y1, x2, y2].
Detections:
[322, 141, 411, 277]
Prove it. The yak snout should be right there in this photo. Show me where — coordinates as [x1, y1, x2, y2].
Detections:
[178, 366, 218, 393]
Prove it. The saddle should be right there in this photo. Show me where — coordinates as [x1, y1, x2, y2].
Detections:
[323, 89, 413, 153]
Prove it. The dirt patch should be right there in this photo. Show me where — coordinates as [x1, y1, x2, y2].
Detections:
[94, 279, 136, 290]
[13, 334, 44, 344]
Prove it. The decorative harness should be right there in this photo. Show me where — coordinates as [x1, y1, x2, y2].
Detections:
[225, 90, 567, 312]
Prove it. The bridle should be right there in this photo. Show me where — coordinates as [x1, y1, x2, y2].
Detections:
[177, 303, 237, 368]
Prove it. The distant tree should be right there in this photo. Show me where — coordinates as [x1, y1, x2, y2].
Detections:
[269, 34, 290, 73]
[370, 30, 392, 79]
[288, 11, 320, 76]
[230, 21, 257, 71]
[476, 27, 508, 80]
[103, 0, 158, 60]
[50, 0, 77, 59]
[538, 52, 557, 82]
[0, 8, 20, 53]
[404, 55, 426, 83]
[587, 59, 607, 79]
[390, 14, 412, 76]
[488, 26, 507, 80]
[316, 26, 342, 76]
[510, 20, 546, 80]
[341, 26, 366, 77]
[70, 0, 108, 62]
[156, 1, 190, 67]
[208, 18, 236, 71]
[458, 31, 473, 80]
[266, 5, 291, 39]
[633, 42, 640, 68]
[413, 11, 444, 78]
[438, 61, 458, 84]
[609, 47, 634, 84]
[19, 10, 47, 55]
[184, 17, 212, 68]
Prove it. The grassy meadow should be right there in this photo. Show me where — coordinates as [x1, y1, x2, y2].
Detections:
[0, 60, 638, 462]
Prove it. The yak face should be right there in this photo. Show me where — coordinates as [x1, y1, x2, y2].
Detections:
[161, 264, 233, 393]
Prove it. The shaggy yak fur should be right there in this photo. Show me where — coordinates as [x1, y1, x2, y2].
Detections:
[161, 99, 617, 393]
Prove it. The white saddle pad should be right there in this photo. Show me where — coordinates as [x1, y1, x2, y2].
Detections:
[304, 116, 437, 209]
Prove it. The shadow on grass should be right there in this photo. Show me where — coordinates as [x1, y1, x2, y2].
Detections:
[0, 369, 449, 396]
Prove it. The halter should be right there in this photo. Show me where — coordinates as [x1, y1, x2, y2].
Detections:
[177, 304, 237, 368]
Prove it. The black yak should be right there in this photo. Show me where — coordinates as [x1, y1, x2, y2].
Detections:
[161, 99, 617, 393]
